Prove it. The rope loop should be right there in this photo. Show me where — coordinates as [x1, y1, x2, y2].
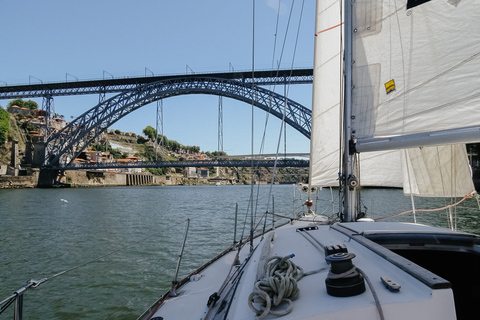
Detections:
[249, 255, 303, 319]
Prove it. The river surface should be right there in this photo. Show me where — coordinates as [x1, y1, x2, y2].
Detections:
[1, 185, 479, 319]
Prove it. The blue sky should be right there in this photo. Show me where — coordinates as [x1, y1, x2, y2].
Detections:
[0, 0, 315, 155]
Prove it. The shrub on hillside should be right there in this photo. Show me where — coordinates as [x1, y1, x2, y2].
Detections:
[0, 106, 9, 144]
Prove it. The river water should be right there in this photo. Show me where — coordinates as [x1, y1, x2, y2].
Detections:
[1, 185, 479, 319]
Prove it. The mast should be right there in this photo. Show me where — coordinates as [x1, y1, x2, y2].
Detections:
[342, 0, 356, 222]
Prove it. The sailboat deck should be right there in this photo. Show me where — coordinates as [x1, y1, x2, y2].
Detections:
[145, 218, 467, 320]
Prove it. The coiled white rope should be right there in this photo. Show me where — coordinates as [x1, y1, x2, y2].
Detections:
[248, 255, 304, 319]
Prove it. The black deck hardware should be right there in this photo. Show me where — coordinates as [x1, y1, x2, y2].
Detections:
[296, 226, 318, 232]
[325, 252, 366, 297]
[324, 244, 348, 256]
[207, 292, 220, 307]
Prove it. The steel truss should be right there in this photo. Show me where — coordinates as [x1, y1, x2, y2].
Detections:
[51, 159, 310, 171]
[45, 77, 312, 167]
[0, 68, 313, 99]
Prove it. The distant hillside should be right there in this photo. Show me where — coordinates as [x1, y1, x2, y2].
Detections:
[0, 113, 27, 166]
[0, 116, 308, 183]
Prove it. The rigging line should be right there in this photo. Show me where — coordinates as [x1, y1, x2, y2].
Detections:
[0, 296, 16, 315]
[374, 192, 475, 221]
[254, 1, 297, 238]
[404, 150, 418, 223]
[255, 1, 295, 215]
[337, 0, 345, 214]
[296, 229, 325, 254]
[239, 187, 259, 251]
[258, 0, 295, 159]
[269, 0, 282, 78]
[1, 227, 171, 317]
[204, 238, 262, 320]
[297, 230, 384, 320]
[284, 0, 305, 97]
[265, 0, 304, 213]
[357, 268, 386, 320]
[450, 145, 459, 231]
[108, 219, 194, 319]
[240, 195, 253, 242]
[435, 145, 456, 230]
[250, 0, 256, 252]
[436, 146, 449, 217]
[255, 2, 296, 190]
[104, 255, 170, 320]
[453, 146, 458, 231]
[265, 0, 304, 204]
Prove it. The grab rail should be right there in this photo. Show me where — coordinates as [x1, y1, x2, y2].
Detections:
[0, 278, 47, 320]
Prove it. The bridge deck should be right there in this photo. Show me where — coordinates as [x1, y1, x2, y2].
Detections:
[0, 68, 313, 99]
[50, 159, 309, 170]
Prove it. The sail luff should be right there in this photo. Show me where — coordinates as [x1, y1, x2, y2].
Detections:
[309, 0, 404, 190]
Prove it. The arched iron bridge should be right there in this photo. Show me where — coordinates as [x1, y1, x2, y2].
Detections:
[0, 69, 313, 168]
[45, 77, 311, 167]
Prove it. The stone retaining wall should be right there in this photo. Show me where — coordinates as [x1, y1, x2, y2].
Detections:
[0, 175, 38, 188]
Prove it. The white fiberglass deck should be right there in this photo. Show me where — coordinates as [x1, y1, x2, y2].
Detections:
[145, 219, 457, 320]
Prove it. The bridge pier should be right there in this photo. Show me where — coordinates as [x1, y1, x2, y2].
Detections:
[37, 169, 59, 187]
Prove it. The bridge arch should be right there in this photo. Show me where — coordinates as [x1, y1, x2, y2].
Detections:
[45, 77, 311, 167]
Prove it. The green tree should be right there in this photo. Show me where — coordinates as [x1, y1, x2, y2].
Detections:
[8, 99, 25, 108]
[158, 134, 169, 146]
[24, 100, 39, 110]
[167, 139, 181, 152]
[206, 150, 227, 158]
[6, 99, 38, 111]
[143, 126, 157, 140]
[0, 106, 10, 144]
[186, 145, 200, 154]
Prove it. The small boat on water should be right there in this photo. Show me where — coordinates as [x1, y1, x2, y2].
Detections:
[139, 1, 480, 319]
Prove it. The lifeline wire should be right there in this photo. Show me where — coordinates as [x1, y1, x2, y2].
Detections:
[0, 227, 169, 318]
[30, 228, 165, 288]
[375, 192, 475, 221]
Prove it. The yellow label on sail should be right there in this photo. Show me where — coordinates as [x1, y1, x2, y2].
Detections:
[385, 80, 395, 94]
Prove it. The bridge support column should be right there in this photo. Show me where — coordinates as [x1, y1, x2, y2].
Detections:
[37, 169, 58, 187]
[218, 96, 223, 152]
[42, 94, 54, 140]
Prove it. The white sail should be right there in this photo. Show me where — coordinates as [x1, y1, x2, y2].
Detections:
[311, 0, 476, 196]
[309, 0, 342, 188]
[309, 0, 403, 188]
[359, 150, 403, 187]
[351, 0, 480, 142]
[403, 144, 475, 197]
[349, 0, 477, 197]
